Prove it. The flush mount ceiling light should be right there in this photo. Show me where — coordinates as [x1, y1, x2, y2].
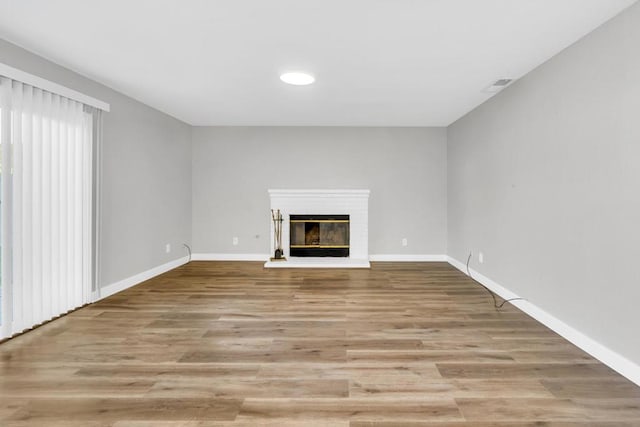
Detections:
[280, 72, 315, 86]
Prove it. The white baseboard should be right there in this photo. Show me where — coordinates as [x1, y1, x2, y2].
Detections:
[191, 253, 446, 263]
[97, 255, 190, 300]
[370, 254, 447, 262]
[447, 256, 640, 387]
[191, 253, 269, 261]
[265, 257, 370, 269]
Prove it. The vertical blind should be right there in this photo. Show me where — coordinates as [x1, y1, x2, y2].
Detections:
[0, 77, 95, 338]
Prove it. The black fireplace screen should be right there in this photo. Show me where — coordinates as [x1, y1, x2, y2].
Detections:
[289, 215, 349, 257]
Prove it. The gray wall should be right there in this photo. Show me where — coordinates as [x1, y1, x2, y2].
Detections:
[0, 39, 192, 289]
[448, 2, 640, 364]
[192, 127, 447, 255]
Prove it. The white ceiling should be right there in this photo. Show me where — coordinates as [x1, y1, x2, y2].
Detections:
[0, 0, 636, 126]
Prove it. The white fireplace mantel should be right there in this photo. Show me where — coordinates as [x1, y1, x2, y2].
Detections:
[265, 189, 370, 268]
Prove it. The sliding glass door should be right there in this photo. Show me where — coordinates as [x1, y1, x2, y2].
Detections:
[0, 77, 95, 339]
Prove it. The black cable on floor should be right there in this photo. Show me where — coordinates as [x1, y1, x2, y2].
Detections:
[466, 252, 524, 310]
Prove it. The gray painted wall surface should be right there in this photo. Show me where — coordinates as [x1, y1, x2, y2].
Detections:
[0, 39, 192, 288]
[448, 3, 640, 363]
[192, 127, 447, 255]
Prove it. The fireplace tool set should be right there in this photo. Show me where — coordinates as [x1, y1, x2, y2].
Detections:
[271, 209, 285, 260]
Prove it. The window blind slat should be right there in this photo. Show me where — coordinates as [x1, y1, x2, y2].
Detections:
[21, 84, 34, 331]
[32, 87, 43, 326]
[50, 94, 60, 316]
[0, 77, 12, 338]
[59, 97, 69, 315]
[83, 114, 92, 303]
[11, 82, 24, 333]
[41, 90, 52, 321]
[67, 103, 76, 310]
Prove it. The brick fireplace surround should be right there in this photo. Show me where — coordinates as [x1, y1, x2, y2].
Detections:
[264, 189, 370, 268]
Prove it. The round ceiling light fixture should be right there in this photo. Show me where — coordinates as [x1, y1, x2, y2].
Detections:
[280, 72, 315, 86]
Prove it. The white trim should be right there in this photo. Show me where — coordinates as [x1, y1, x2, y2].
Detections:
[96, 256, 189, 301]
[370, 254, 447, 262]
[268, 189, 370, 198]
[0, 62, 110, 111]
[191, 253, 269, 261]
[265, 257, 370, 269]
[447, 256, 640, 387]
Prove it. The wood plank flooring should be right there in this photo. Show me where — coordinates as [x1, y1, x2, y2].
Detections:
[1, 261, 640, 426]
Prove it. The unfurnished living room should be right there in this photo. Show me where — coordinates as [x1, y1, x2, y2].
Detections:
[1, 0, 640, 425]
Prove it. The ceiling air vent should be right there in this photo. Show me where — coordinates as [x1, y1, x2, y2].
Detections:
[483, 78, 514, 93]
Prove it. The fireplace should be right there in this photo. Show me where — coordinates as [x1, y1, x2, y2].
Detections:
[265, 189, 370, 268]
[290, 215, 349, 257]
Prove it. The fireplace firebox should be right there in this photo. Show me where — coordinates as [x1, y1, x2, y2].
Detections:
[289, 215, 349, 257]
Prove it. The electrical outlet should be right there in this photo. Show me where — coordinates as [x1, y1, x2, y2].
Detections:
[479, 252, 484, 264]
[232, 237, 239, 246]
[401, 238, 408, 247]
[165, 243, 171, 253]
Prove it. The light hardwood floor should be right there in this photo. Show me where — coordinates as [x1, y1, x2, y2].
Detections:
[1, 261, 640, 426]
